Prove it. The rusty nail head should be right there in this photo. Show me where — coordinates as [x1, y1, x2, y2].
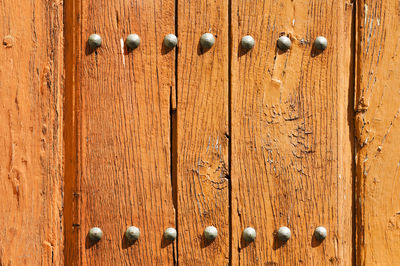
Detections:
[200, 33, 215, 49]
[242, 227, 256, 242]
[164, 34, 178, 48]
[88, 34, 102, 49]
[277, 36, 291, 51]
[314, 36, 328, 50]
[126, 34, 141, 49]
[241, 35, 255, 50]
[314, 226, 327, 240]
[204, 226, 218, 241]
[164, 227, 177, 241]
[88, 227, 103, 242]
[277, 226, 291, 242]
[125, 226, 140, 241]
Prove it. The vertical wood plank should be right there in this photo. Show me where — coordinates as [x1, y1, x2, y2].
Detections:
[176, 0, 230, 264]
[64, 0, 176, 264]
[356, 0, 400, 264]
[0, 0, 63, 265]
[231, 0, 354, 264]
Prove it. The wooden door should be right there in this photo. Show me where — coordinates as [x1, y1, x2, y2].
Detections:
[0, 0, 399, 265]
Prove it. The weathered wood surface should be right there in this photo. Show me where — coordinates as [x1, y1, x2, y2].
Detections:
[356, 0, 400, 265]
[231, 0, 354, 264]
[176, 0, 230, 264]
[0, 0, 64, 265]
[64, 0, 176, 264]
[4, 0, 400, 264]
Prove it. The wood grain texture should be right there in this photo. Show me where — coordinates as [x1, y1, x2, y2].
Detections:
[231, 0, 354, 264]
[64, 0, 176, 264]
[0, 0, 64, 265]
[355, 0, 400, 264]
[176, 0, 230, 264]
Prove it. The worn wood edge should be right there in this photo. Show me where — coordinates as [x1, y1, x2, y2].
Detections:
[355, 1, 364, 265]
[171, 5, 178, 261]
[63, 0, 81, 263]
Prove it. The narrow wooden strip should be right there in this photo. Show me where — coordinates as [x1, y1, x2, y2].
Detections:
[231, 0, 354, 264]
[176, 0, 230, 264]
[0, 0, 63, 264]
[356, 0, 400, 264]
[64, 0, 176, 264]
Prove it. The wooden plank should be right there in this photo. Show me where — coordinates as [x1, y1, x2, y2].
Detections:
[231, 0, 354, 264]
[64, 0, 176, 264]
[176, 0, 230, 264]
[355, 0, 400, 264]
[0, 0, 63, 265]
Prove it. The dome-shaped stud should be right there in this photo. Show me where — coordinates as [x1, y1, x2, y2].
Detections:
[164, 34, 178, 49]
[88, 227, 103, 242]
[200, 33, 215, 49]
[277, 226, 291, 242]
[314, 36, 328, 51]
[277, 36, 291, 51]
[314, 226, 327, 241]
[242, 227, 256, 242]
[163, 227, 177, 241]
[241, 35, 255, 50]
[88, 34, 102, 49]
[204, 226, 218, 241]
[126, 34, 141, 50]
[125, 226, 140, 241]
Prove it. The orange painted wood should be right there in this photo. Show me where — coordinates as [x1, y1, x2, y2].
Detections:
[64, 0, 176, 264]
[231, 0, 354, 264]
[5, 0, 400, 264]
[355, 0, 400, 264]
[176, 0, 230, 264]
[0, 1, 64, 265]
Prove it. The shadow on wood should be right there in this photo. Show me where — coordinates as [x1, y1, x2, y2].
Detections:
[311, 234, 323, 248]
[121, 233, 137, 250]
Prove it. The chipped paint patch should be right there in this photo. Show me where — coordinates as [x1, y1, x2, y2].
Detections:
[120, 38, 125, 66]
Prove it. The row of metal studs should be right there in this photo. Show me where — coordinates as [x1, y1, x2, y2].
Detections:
[87, 33, 328, 51]
[88, 225, 327, 243]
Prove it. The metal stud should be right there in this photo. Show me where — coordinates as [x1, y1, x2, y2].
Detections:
[204, 226, 218, 241]
[125, 226, 140, 241]
[200, 33, 215, 49]
[88, 34, 102, 49]
[277, 226, 291, 242]
[88, 227, 103, 242]
[164, 34, 178, 49]
[314, 226, 327, 241]
[242, 227, 256, 242]
[163, 227, 177, 241]
[314, 36, 328, 51]
[126, 34, 141, 50]
[241, 35, 255, 50]
[277, 36, 291, 51]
